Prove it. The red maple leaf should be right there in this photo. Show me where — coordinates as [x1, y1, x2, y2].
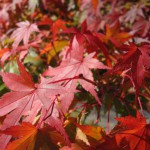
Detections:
[44, 36, 109, 105]
[112, 43, 150, 97]
[37, 16, 53, 26]
[52, 19, 67, 40]
[97, 112, 150, 150]
[114, 111, 150, 150]
[0, 60, 70, 149]
[62, 20, 110, 65]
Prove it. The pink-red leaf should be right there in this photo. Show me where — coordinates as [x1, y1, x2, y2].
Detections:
[10, 21, 39, 52]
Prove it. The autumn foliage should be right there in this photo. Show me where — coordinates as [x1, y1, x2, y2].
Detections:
[0, 0, 150, 150]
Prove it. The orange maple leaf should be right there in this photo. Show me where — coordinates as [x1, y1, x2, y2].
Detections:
[98, 21, 132, 47]
[2, 122, 37, 150]
[1, 122, 66, 150]
[74, 123, 106, 141]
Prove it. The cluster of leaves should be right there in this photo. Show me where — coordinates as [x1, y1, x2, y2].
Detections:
[0, 0, 150, 149]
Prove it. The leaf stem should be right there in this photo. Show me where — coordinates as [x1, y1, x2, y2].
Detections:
[37, 96, 57, 128]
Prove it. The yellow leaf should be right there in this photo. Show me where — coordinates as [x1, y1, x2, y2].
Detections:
[40, 40, 68, 63]
[76, 128, 90, 146]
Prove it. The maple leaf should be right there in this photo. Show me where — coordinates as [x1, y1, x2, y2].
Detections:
[74, 123, 106, 141]
[2, 122, 37, 150]
[0, 60, 70, 148]
[44, 36, 109, 105]
[37, 18, 67, 40]
[111, 43, 150, 100]
[10, 21, 39, 52]
[62, 20, 110, 61]
[114, 111, 150, 150]
[1, 122, 66, 150]
[122, 4, 145, 24]
[97, 112, 150, 150]
[97, 21, 132, 47]
[52, 19, 67, 40]
[132, 18, 150, 37]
